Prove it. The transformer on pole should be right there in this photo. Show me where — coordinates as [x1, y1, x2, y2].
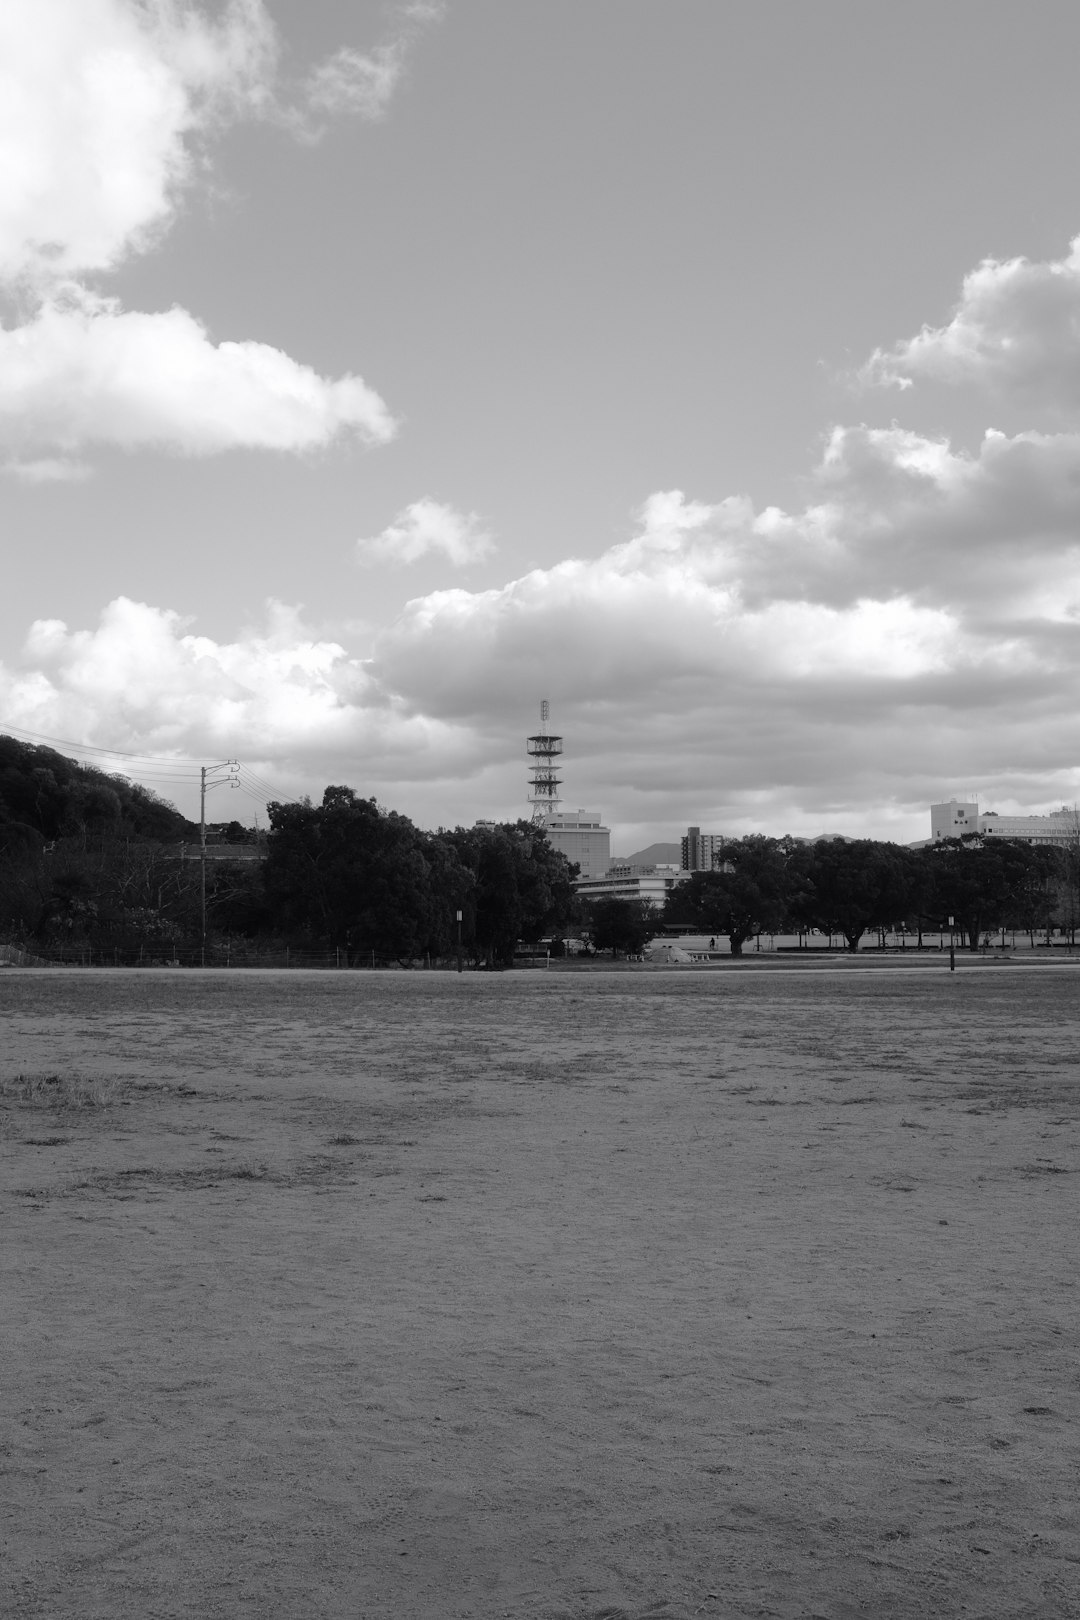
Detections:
[527, 699, 562, 823]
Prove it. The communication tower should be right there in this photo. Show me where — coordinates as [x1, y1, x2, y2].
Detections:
[527, 699, 562, 822]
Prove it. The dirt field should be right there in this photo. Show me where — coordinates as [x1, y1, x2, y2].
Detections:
[2, 965, 1078, 1620]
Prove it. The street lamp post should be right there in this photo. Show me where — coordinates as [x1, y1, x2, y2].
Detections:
[948, 914, 955, 974]
[456, 909, 463, 974]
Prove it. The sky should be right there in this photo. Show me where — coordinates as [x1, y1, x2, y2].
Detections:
[4, 0, 1080, 851]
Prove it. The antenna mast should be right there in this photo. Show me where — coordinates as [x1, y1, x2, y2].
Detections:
[527, 699, 562, 822]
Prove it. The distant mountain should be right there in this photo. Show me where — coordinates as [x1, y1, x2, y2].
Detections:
[613, 842, 682, 867]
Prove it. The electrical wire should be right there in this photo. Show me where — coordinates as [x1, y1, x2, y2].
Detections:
[2, 719, 295, 811]
[237, 765, 283, 796]
[237, 781, 274, 803]
[0, 721, 202, 767]
[237, 770, 286, 803]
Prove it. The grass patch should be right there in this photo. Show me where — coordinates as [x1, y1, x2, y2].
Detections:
[1, 1072, 119, 1110]
[230, 1162, 270, 1180]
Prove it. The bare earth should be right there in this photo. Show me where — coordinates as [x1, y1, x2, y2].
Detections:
[2, 965, 1078, 1620]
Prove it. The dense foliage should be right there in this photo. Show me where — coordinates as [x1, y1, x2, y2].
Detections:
[663, 835, 799, 954]
[664, 833, 1071, 952]
[262, 789, 579, 965]
[585, 896, 655, 957]
[0, 736, 193, 843]
[0, 737, 204, 950]
[0, 739, 581, 963]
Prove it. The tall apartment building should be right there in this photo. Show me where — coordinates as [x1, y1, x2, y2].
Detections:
[931, 799, 1079, 846]
[681, 826, 728, 870]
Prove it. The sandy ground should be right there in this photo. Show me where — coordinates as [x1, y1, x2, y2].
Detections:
[1, 965, 1078, 1620]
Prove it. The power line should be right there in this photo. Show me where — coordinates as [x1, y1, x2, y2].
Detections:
[237, 765, 284, 796]
[0, 721, 202, 767]
[113, 773, 204, 785]
[2, 720, 291, 804]
[234, 781, 270, 804]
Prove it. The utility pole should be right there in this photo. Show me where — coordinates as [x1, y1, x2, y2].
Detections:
[200, 761, 239, 966]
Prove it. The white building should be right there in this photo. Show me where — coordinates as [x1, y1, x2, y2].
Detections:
[576, 862, 689, 910]
[542, 809, 611, 881]
[931, 799, 1079, 847]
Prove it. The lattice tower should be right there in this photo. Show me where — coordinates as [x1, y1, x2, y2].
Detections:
[526, 699, 562, 822]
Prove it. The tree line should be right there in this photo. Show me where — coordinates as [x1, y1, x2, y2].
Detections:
[3, 735, 1077, 963]
[261, 787, 577, 965]
[0, 741, 578, 965]
[660, 833, 1079, 954]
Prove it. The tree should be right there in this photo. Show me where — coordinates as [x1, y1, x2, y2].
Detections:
[921, 836, 1054, 950]
[263, 797, 577, 966]
[439, 821, 577, 966]
[264, 787, 441, 961]
[0, 735, 193, 842]
[792, 838, 916, 952]
[1051, 809, 1080, 945]
[664, 836, 794, 954]
[586, 896, 655, 957]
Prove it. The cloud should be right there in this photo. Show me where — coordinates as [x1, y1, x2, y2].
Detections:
[4, 455, 92, 484]
[7, 398, 1080, 842]
[0, 1, 419, 469]
[8, 208, 1080, 841]
[304, 44, 405, 125]
[297, 2, 444, 133]
[0, 293, 395, 457]
[357, 499, 496, 567]
[375, 425, 1080, 717]
[0, 0, 275, 286]
[863, 234, 1080, 410]
[0, 597, 471, 795]
[366, 424, 1080, 832]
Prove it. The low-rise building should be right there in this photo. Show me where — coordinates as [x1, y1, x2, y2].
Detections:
[576, 862, 689, 910]
[931, 798, 1079, 846]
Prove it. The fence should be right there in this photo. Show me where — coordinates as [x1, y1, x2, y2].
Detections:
[2, 943, 472, 971]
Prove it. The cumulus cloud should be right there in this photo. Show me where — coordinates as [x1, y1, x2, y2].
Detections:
[6, 424, 1080, 839]
[0, 0, 422, 468]
[367, 423, 1080, 833]
[0, 0, 275, 286]
[357, 499, 496, 567]
[635, 425, 1080, 625]
[863, 234, 1080, 410]
[376, 425, 1080, 715]
[7, 398, 1080, 839]
[0, 293, 395, 458]
[0, 597, 470, 794]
